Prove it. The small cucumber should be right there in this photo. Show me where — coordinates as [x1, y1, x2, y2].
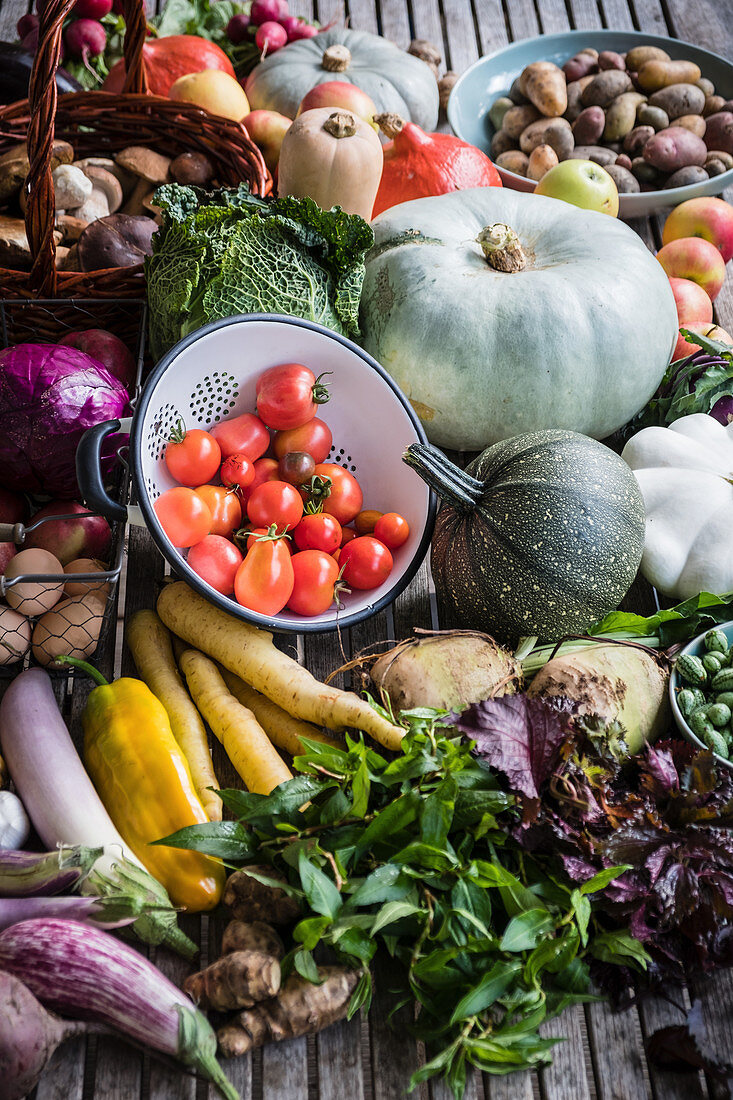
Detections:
[715, 692, 733, 709]
[704, 729, 730, 758]
[689, 711, 715, 739]
[676, 653, 707, 687]
[704, 629, 729, 654]
[677, 688, 698, 717]
[711, 668, 733, 693]
[703, 652, 724, 674]
[707, 703, 731, 728]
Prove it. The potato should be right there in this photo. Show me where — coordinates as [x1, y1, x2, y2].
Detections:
[518, 61, 567, 117]
[598, 50, 625, 71]
[623, 124, 655, 156]
[625, 45, 670, 72]
[704, 94, 726, 117]
[502, 103, 541, 139]
[495, 150, 529, 176]
[696, 77, 715, 97]
[631, 156, 662, 184]
[664, 165, 709, 187]
[568, 145, 616, 166]
[508, 76, 527, 105]
[64, 557, 112, 601]
[642, 126, 707, 171]
[675, 114, 706, 138]
[527, 143, 559, 180]
[491, 130, 517, 158]
[706, 157, 731, 177]
[637, 104, 669, 131]
[31, 594, 105, 668]
[706, 149, 733, 170]
[564, 76, 595, 121]
[648, 83, 705, 120]
[703, 112, 733, 156]
[578, 48, 598, 59]
[0, 607, 31, 666]
[489, 96, 515, 132]
[615, 152, 633, 170]
[637, 59, 702, 93]
[563, 52, 598, 83]
[581, 70, 632, 108]
[519, 117, 573, 159]
[572, 106, 605, 146]
[603, 92, 646, 141]
[604, 164, 641, 193]
[4, 549, 64, 616]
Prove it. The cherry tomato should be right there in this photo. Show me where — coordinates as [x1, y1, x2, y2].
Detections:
[304, 463, 363, 525]
[256, 363, 330, 430]
[293, 512, 342, 554]
[194, 484, 241, 538]
[210, 412, 270, 461]
[339, 536, 393, 590]
[247, 480, 303, 532]
[340, 526, 357, 548]
[234, 531, 294, 615]
[354, 509, 383, 535]
[241, 457, 280, 506]
[274, 418, 332, 465]
[278, 451, 316, 486]
[221, 452, 255, 491]
[374, 512, 410, 549]
[187, 535, 243, 595]
[286, 550, 340, 616]
[164, 427, 221, 487]
[154, 488, 211, 548]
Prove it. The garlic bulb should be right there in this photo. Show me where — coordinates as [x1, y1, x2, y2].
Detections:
[0, 791, 31, 850]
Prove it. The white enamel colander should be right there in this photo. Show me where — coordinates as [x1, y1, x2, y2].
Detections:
[77, 313, 436, 633]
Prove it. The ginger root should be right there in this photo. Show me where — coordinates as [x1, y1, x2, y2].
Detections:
[223, 866, 300, 926]
[221, 920, 285, 959]
[183, 949, 281, 1011]
[217, 966, 361, 1057]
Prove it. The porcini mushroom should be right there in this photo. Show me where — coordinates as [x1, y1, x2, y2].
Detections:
[52, 164, 92, 211]
[0, 139, 73, 204]
[115, 146, 171, 216]
[77, 212, 157, 271]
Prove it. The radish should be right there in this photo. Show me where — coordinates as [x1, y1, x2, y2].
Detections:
[251, 0, 287, 25]
[284, 18, 318, 40]
[255, 19, 287, 53]
[74, 0, 113, 16]
[0, 971, 88, 1100]
[16, 12, 38, 39]
[64, 17, 107, 61]
[226, 12, 252, 43]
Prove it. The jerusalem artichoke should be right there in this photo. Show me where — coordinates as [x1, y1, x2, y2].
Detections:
[183, 949, 281, 1011]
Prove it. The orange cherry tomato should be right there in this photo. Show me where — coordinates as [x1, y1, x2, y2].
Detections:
[234, 530, 294, 615]
[340, 526, 357, 548]
[339, 536, 393, 590]
[373, 512, 410, 549]
[164, 427, 221, 487]
[154, 487, 211, 548]
[354, 509, 383, 535]
[194, 485, 242, 538]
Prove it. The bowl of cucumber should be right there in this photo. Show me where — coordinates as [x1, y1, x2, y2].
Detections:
[669, 620, 733, 770]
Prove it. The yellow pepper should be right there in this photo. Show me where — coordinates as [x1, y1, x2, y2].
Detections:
[72, 659, 225, 912]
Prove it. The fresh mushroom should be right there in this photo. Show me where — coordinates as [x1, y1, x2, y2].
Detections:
[77, 212, 157, 270]
[170, 151, 215, 187]
[115, 146, 171, 216]
[0, 215, 62, 268]
[52, 164, 93, 211]
[80, 166, 123, 213]
[56, 213, 90, 241]
[72, 189, 111, 226]
[74, 156, 136, 199]
[0, 139, 73, 204]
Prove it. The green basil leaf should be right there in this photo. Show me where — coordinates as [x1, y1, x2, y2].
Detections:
[354, 790, 422, 859]
[370, 899, 424, 936]
[298, 851, 342, 920]
[348, 970, 372, 1018]
[570, 889, 592, 948]
[293, 947, 322, 983]
[348, 864, 411, 906]
[151, 821, 254, 860]
[499, 909, 555, 953]
[293, 914, 331, 950]
[450, 960, 522, 1023]
[589, 930, 650, 969]
[578, 865, 630, 895]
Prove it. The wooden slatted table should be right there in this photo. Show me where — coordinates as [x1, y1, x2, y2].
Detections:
[1, 0, 732, 1094]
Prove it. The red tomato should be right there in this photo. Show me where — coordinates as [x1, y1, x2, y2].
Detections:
[154, 488, 211, 548]
[221, 452, 255, 491]
[340, 536, 393, 590]
[273, 418, 332, 464]
[187, 535, 243, 595]
[340, 526, 357, 548]
[286, 550, 340, 616]
[210, 412, 270, 461]
[247, 480, 303, 532]
[304, 463, 363, 525]
[374, 512, 410, 549]
[256, 363, 330, 430]
[234, 533, 294, 615]
[354, 509, 383, 535]
[241, 457, 280, 505]
[239, 526, 294, 555]
[164, 428, 221, 487]
[194, 485, 242, 538]
[293, 513, 342, 553]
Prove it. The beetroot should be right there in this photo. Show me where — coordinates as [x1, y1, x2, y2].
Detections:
[57, 330, 136, 390]
[255, 20, 287, 53]
[73, 0, 113, 17]
[23, 501, 111, 566]
[21, 26, 40, 52]
[251, 0, 287, 25]
[64, 17, 106, 60]
[226, 12, 252, 43]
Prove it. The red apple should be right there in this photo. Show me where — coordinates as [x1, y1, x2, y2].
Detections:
[58, 329, 136, 389]
[296, 81, 379, 130]
[242, 109, 292, 174]
[662, 196, 733, 264]
[23, 501, 111, 566]
[656, 236, 727, 301]
[668, 276, 714, 325]
[674, 321, 733, 360]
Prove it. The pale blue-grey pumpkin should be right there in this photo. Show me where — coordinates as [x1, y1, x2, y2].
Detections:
[360, 188, 678, 451]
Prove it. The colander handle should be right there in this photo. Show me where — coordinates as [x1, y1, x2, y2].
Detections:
[76, 420, 141, 526]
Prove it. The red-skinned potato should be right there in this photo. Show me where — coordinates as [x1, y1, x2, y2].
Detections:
[662, 196, 733, 264]
[643, 126, 707, 172]
[242, 110, 292, 174]
[702, 111, 733, 155]
[656, 236, 727, 301]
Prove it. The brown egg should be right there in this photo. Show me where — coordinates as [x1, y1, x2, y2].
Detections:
[0, 607, 32, 666]
[64, 558, 112, 601]
[4, 549, 64, 616]
[32, 595, 106, 668]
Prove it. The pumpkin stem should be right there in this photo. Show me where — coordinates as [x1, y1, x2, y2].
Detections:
[322, 44, 351, 71]
[323, 111, 358, 138]
[374, 112, 406, 139]
[477, 223, 527, 273]
[402, 443, 485, 513]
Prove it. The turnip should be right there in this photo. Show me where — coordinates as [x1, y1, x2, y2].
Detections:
[255, 20, 287, 54]
[64, 18, 107, 61]
[0, 970, 87, 1100]
[250, 0, 287, 25]
[16, 12, 38, 39]
[57, 328, 136, 389]
[226, 12, 252, 43]
[73, 0, 113, 17]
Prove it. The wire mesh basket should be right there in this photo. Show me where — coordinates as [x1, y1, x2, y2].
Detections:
[0, 298, 146, 673]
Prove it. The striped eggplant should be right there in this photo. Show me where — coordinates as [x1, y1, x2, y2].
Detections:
[0, 848, 85, 897]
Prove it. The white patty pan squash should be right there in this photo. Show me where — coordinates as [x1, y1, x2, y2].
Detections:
[359, 188, 678, 451]
[621, 413, 733, 599]
[245, 29, 439, 132]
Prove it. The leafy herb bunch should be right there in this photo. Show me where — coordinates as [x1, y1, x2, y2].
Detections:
[166, 708, 641, 1096]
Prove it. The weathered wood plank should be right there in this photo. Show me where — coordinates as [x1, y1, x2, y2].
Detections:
[472, 0, 510, 58]
[441, 0, 481, 75]
[536, 0, 574, 35]
[261, 1037, 310, 1098]
[567, 1, 604, 30]
[369, 956, 427, 1100]
[33, 1037, 87, 1100]
[486, 1071, 534, 1099]
[538, 1006, 593, 1100]
[376, 0, 411, 49]
[664, 0, 733, 54]
[504, 0, 540, 42]
[599, 0, 635, 30]
[586, 1002, 650, 1100]
[638, 992, 708, 1100]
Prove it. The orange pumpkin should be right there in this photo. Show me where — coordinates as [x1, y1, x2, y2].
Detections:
[372, 113, 502, 218]
[103, 35, 236, 97]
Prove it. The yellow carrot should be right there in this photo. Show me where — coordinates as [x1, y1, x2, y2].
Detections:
[126, 610, 221, 821]
[156, 583, 405, 751]
[179, 648, 292, 794]
[219, 667, 341, 757]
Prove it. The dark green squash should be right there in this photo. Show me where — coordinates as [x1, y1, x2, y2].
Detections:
[403, 431, 645, 644]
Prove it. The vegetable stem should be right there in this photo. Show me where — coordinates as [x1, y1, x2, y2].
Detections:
[56, 656, 109, 686]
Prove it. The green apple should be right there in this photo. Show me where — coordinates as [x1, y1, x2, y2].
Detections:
[535, 159, 619, 217]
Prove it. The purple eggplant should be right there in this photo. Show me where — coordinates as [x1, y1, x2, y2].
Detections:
[0, 896, 140, 931]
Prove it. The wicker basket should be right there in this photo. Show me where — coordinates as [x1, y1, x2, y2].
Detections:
[0, 0, 268, 299]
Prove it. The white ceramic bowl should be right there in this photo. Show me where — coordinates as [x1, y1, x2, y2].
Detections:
[447, 29, 733, 219]
[669, 619, 733, 770]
